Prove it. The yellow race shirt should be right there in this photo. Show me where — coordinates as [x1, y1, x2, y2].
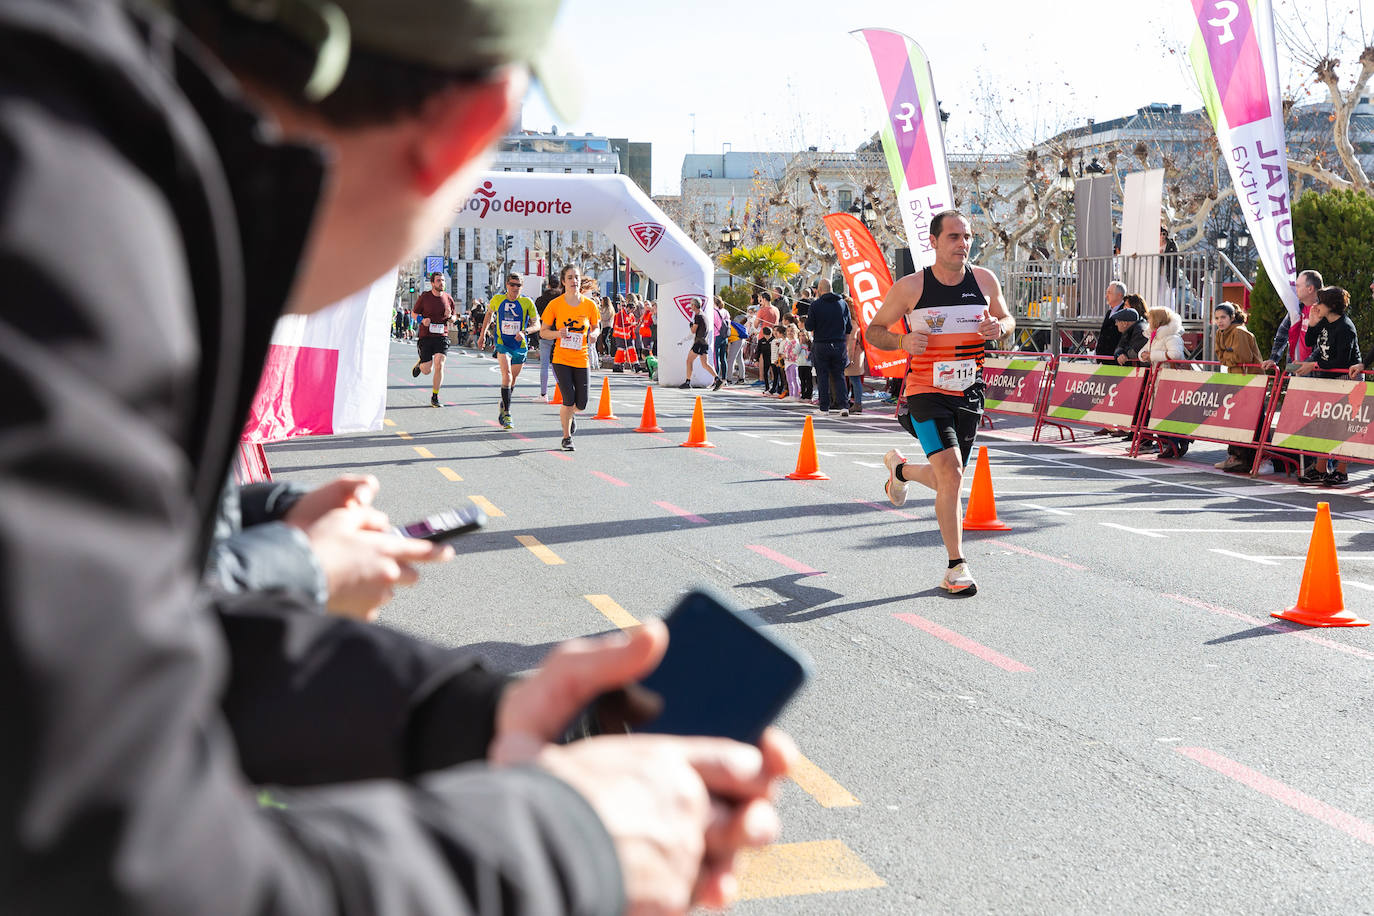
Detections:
[544, 294, 601, 368]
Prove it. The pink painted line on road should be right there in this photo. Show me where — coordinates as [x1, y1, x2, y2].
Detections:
[655, 501, 708, 524]
[1178, 747, 1374, 847]
[746, 544, 824, 576]
[1165, 594, 1374, 662]
[894, 614, 1034, 673]
[511, 433, 532, 442]
[548, 451, 573, 461]
[646, 435, 671, 444]
[464, 409, 479, 417]
[984, 539, 1086, 572]
[484, 419, 500, 427]
[854, 498, 921, 521]
[592, 471, 629, 487]
[696, 450, 730, 461]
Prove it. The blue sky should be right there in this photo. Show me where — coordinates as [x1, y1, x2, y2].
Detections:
[517, 0, 1337, 194]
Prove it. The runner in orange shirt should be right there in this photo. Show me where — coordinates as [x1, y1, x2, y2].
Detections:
[864, 211, 1015, 597]
[539, 264, 601, 451]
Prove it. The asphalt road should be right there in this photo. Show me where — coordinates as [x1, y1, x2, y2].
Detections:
[265, 339, 1374, 915]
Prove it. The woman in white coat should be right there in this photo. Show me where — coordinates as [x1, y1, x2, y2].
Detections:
[1144, 306, 1185, 365]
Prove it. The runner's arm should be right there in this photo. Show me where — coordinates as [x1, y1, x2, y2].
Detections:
[975, 267, 1014, 340]
[865, 273, 924, 353]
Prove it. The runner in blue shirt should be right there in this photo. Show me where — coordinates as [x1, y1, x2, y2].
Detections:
[478, 273, 541, 428]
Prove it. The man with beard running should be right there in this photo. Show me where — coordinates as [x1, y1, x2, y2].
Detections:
[411, 271, 456, 407]
[864, 211, 1014, 597]
[478, 273, 541, 428]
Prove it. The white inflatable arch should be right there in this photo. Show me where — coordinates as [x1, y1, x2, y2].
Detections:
[451, 172, 716, 387]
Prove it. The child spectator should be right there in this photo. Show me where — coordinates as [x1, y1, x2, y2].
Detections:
[1295, 286, 1362, 486]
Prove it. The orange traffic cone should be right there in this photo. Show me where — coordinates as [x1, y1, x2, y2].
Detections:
[962, 446, 1011, 531]
[786, 415, 829, 480]
[635, 387, 663, 433]
[1272, 502, 1367, 627]
[592, 377, 617, 420]
[547, 380, 561, 405]
[679, 396, 715, 448]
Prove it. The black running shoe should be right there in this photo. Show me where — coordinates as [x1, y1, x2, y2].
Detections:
[1323, 470, 1349, 487]
[711, 378, 724, 391]
[411, 362, 421, 378]
[1295, 467, 1326, 485]
[678, 381, 691, 389]
[430, 392, 440, 407]
[561, 437, 574, 451]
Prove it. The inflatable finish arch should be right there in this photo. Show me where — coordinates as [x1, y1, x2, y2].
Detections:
[451, 172, 716, 387]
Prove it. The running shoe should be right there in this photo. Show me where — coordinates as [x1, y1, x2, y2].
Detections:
[430, 392, 440, 408]
[411, 361, 421, 378]
[1296, 467, 1327, 485]
[678, 381, 691, 389]
[883, 448, 908, 508]
[500, 412, 512, 430]
[712, 379, 724, 391]
[940, 562, 978, 597]
[840, 407, 850, 417]
[561, 436, 575, 451]
[1323, 470, 1349, 487]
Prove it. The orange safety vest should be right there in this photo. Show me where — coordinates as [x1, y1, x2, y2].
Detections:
[638, 312, 654, 338]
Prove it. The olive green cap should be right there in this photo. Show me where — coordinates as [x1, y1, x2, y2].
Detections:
[222, 0, 579, 117]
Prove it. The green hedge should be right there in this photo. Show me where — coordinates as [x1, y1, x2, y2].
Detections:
[1250, 189, 1373, 363]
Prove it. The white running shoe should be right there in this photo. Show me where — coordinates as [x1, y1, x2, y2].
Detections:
[883, 448, 908, 508]
[940, 562, 978, 597]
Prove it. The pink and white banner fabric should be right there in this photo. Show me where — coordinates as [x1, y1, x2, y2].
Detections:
[242, 270, 397, 443]
[851, 28, 953, 268]
[1188, 0, 1299, 322]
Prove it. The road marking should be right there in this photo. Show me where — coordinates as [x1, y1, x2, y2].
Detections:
[1349, 581, 1374, 593]
[769, 440, 792, 447]
[646, 435, 671, 444]
[789, 754, 860, 808]
[1209, 548, 1279, 566]
[469, 495, 504, 517]
[654, 501, 708, 524]
[515, 534, 564, 565]
[894, 614, 1034, 673]
[584, 594, 638, 629]
[1178, 747, 1374, 847]
[591, 471, 629, 487]
[1134, 528, 1364, 535]
[484, 419, 500, 427]
[412, 446, 435, 459]
[740, 432, 762, 439]
[746, 545, 823, 576]
[436, 467, 462, 482]
[695, 450, 730, 461]
[736, 840, 884, 900]
[1101, 522, 1166, 538]
[383, 418, 396, 427]
[853, 499, 921, 521]
[464, 409, 479, 417]
[983, 539, 1086, 571]
[395, 431, 413, 440]
[853, 461, 884, 468]
[1022, 502, 1072, 517]
[512, 433, 533, 442]
[548, 451, 573, 461]
[1165, 595, 1374, 661]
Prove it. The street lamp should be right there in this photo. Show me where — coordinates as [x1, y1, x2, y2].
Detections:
[849, 198, 875, 228]
[1085, 156, 1106, 175]
[719, 224, 741, 287]
[1215, 231, 1229, 251]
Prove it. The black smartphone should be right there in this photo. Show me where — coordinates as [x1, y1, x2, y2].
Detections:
[392, 506, 487, 542]
[597, 590, 811, 745]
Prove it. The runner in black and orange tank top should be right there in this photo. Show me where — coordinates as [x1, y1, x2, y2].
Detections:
[862, 211, 1016, 597]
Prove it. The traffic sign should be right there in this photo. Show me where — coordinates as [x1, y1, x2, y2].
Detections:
[424, 255, 443, 276]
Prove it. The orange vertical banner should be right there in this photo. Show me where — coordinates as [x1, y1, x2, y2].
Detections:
[822, 212, 907, 378]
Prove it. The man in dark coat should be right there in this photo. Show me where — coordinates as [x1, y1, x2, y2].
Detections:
[0, 1, 789, 912]
[805, 277, 853, 413]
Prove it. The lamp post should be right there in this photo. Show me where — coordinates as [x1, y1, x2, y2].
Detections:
[719, 223, 741, 288]
[848, 197, 875, 228]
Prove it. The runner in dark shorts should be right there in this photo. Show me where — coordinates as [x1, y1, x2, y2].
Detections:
[411, 272, 456, 407]
[861, 211, 1015, 597]
[680, 298, 723, 390]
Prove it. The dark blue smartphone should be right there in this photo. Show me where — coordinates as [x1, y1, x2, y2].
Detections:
[621, 590, 812, 744]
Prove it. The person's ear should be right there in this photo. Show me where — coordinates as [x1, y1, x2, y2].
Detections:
[408, 68, 525, 195]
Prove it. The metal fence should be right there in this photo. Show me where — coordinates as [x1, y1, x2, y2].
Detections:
[1001, 252, 1236, 360]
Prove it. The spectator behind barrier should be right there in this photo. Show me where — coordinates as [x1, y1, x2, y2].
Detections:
[1144, 306, 1185, 365]
[1113, 304, 1148, 365]
[1295, 286, 1362, 486]
[1212, 303, 1264, 473]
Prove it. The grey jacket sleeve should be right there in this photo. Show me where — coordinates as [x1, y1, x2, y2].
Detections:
[206, 478, 328, 605]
